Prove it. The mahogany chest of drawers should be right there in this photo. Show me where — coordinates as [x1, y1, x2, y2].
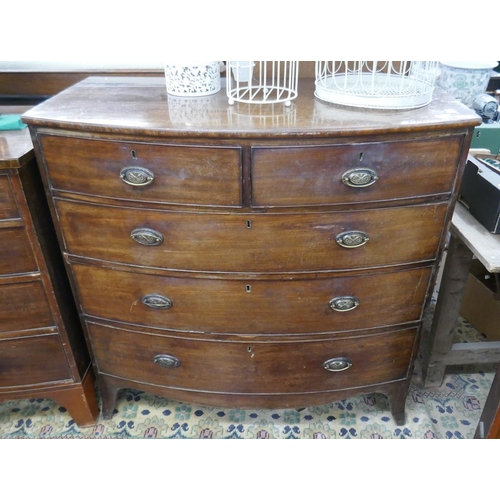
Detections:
[23, 77, 480, 425]
[0, 108, 98, 426]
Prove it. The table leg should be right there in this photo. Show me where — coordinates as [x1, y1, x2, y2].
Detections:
[421, 233, 474, 387]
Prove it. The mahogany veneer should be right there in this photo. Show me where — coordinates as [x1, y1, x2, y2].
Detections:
[23, 77, 481, 425]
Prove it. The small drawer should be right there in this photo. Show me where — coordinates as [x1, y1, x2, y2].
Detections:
[39, 135, 243, 207]
[251, 136, 463, 207]
[72, 264, 431, 335]
[56, 199, 448, 273]
[0, 227, 38, 276]
[0, 335, 71, 387]
[0, 174, 20, 221]
[89, 322, 417, 394]
[0, 281, 54, 334]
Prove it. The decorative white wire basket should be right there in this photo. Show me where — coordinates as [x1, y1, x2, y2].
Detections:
[315, 61, 439, 110]
[226, 61, 299, 106]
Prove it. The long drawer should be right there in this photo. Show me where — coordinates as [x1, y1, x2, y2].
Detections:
[56, 199, 448, 273]
[0, 227, 38, 276]
[0, 281, 54, 334]
[0, 335, 71, 387]
[89, 322, 417, 394]
[72, 264, 431, 335]
[39, 135, 243, 207]
[251, 136, 463, 206]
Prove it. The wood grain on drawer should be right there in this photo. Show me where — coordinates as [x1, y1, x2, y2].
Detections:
[0, 175, 19, 221]
[252, 136, 463, 206]
[0, 227, 38, 276]
[57, 199, 448, 272]
[89, 322, 416, 394]
[0, 281, 54, 334]
[73, 264, 431, 335]
[0, 335, 71, 387]
[39, 135, 242, 207]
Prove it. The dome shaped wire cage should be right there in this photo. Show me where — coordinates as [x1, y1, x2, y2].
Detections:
[315, 61, 439, 110]
[226, 61, 299, 106]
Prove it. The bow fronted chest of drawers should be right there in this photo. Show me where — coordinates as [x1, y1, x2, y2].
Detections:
[23, 77, 480, 425]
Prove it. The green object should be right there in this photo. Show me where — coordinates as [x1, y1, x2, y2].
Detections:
[0, 114, 27, 131]
[470, 122, 500, 155]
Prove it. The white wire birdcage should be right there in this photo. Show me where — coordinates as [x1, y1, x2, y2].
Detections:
[226, 61, 299, 106]
[315, 61, 439, 110]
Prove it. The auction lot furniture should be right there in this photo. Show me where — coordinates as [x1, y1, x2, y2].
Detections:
[0, 106, 98, 426]
[23, 77, 480, 425]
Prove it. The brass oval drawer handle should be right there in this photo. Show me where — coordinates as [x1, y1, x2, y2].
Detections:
[130, 228, 164, 246]
[119, 166, 155, 187]
[329, 296, 360, 312]
[142, 294, 173, 309]
[154, 354, 180, 368]
[342, 168, 379, 188]
[336, 230, 369, 248]
[324, 357, 352, 372]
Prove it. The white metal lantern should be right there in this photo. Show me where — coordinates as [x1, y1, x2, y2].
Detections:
[315, 61, 439, 110]
[226, 61, 299, 106]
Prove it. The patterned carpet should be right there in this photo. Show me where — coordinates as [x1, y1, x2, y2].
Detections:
[0, 316, 495, 439]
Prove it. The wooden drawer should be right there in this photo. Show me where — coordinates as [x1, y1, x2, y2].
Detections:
[72, 264, 431, 335]
[0, 281, 54, 334]
[39, 135, 243, 207]
[0, 174, 19, 221]
[0, 335, 71, 387]
[56, 199, 448, 273]
[0, 227, 38, 276]
[89, 322, 416, 394]
[251, 136, 463, 207]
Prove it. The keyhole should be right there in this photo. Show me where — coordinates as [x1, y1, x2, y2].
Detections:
[131, 150, 138, 160]
[246, 285, 252, 293]
[246, 220, 252, 229]
[359, 152, 364, 161]
[247, 346, 252, 352]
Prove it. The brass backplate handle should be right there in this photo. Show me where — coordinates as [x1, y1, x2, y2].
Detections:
[336, 230, 369, 248]
[342, 168, 379, 188]
[131, 228, 164, 246]
[120, 166, 155, 187]
[329, 296, 360, 312]
[154, 354, 180, 368]
[323, 357, 352, 372]
[142, 294, 173, 309]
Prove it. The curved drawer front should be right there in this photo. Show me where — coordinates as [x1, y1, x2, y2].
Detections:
[39, 135, 243, 207]
[89, 322, 416, 394]
[0, 335, 71, 387]
[73, 264, 431, 334]
[0, 227, 38, 276]
[0, 281, 54, 334]
[0, 175, 20, 221]
[56, 199, 448, 272]
[251, 136, 462, 206]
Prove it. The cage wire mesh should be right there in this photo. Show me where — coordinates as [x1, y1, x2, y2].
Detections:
[315, 61, 439, 110]
[226, 61, 299, 106]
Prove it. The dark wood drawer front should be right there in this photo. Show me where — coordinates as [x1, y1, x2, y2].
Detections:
[73, 264, 431, 334]
[0, 335, 71, 387]
[0, 175, 19, 221]
[57, 199, 447, 272]
[0, 281, 54, 334]
[252, 136, 462, 206]
[0, 227, 38, 276]
[90, 323, 416, 394]
[39, 135, 242, 207]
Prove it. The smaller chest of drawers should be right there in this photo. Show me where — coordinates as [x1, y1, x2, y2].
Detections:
[0, 116, 97, 426]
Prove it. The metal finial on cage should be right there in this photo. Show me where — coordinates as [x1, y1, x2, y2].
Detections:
[226, 61, 299, 106]
[315, 61, 439, 110]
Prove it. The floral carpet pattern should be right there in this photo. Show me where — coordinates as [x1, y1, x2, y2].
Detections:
[0, 317, 495, 439]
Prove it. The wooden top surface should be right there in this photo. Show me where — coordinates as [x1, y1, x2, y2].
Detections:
[452, 202, 500, 273]
[0, 105, 34, 169]
[22, 77, 481, 139]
